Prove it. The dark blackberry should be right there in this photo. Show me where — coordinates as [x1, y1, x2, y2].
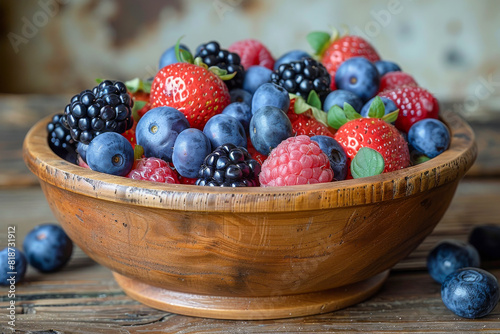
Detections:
[61, 80, 134, 145]
[271, 57, 331, 101]
[47, 113, 77, 163]
[195, 41, 245, 90]
[196, 144, 261, 187]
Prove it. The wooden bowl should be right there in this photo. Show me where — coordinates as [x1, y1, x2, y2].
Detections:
[23, 109, 476, 320]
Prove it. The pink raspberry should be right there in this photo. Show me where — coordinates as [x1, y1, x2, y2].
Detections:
[127, 157, 179, 184]
[379, 72, 418, 92]
[228, 39, 275, 70]
[259, 135, 333, 187]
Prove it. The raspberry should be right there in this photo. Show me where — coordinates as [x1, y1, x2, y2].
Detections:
[228, 39, 275, 70]
[379, 72, 418, 92]
[127, 157, 179, 184]
[260, 135, 334, 187]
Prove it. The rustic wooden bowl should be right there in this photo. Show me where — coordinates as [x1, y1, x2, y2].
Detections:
[23, 109, 476, 320]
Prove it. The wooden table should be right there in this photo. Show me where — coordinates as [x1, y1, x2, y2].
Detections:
[1, 94, 499, 333]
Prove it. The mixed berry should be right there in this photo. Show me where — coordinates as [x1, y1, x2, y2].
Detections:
[48, 28, 452, 187]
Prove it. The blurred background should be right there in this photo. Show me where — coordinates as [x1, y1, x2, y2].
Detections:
[1, 0, 500, 118]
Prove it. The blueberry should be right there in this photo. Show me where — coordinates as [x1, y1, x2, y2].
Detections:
[251, 83, 290, 114]
[335, 57, 380, 102]
[172, 128, 212, 178]
[159, 43, 190, 70]
[23, 224, 73, 273]
[360, 96, 398, 119]
[374, 60, 401, 77]
[87, 132, 134, 176]
[274, 50, 311, 71]
[311, 135, 348, 181]
[222, 102, 252, 133]
[408, 119, 450, 158]
[323, 90, 364, 113]
[250, 106, 292, 155]
[243, 66, 272, 94]
[469, 225, 500, 261]
[136, 107, 190, 162]
[77, 142, 89, 163]
[229, 88, 253, 106]
[427, 240, 480, 284]
[0, 247, 27, 285]
[203, 114, 247, 150]
[441, 268, 500, 319]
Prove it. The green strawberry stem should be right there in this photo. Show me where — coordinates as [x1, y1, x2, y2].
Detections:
[289, 93, 328, 126]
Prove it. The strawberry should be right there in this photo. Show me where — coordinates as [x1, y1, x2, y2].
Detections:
[228, 39, 275, 70]
[122, 122, 137, 149]
[379, 86, 439, 133]
[328, 97, 410, 175]
[150, 62, 231, 130]
[246, 138, 267, 165]
[379, 72, 418, 92]
[307, 30, 380, 90]
[287, 97, 336, 138]
[125, 78, 152, 120]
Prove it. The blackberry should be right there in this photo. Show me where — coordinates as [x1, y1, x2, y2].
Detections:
[271, 57, 331, 101]
[195, 41, 245, 90]
[61, 80, 134, 145]
[196, 144, 261, 187]
[47, 113, 77, 163]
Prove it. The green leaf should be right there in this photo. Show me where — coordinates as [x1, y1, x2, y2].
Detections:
[125, 77, 151, 94]
[410, 150, 431, 165]
[95, 78, 103, 84]
[134, 144, 144, 162]
[367, 96, 386, 118]
[131, 100, 147, 122]
[193, 57, 208, 69]
[351, 147, 385, 179]
[306, 31, 331, 56]
[382, 109, 399, 123]
[344, 102, 362, 121]
[327, 105, 348, 129]
[174, 36, 194, 64]
[290, 94, 328, 126]
[307, 90, 322, 110]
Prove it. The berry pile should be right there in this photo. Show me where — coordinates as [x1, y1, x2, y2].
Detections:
[47, 28, 450, 187]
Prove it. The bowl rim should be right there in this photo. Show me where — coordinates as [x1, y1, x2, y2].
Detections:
[23, 109, 477, 213]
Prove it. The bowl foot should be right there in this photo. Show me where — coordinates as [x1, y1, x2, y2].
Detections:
[113, 270, 389, 320]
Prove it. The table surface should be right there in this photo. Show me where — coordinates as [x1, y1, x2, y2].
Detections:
[1, 94, 500, 333]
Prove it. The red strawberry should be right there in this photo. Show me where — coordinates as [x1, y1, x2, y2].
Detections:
[379, 72, 418, 92]
[150, 62, 231, 130]
[287, 98, 336, 138]
[122, 122, 137, 149]
[379, 86, 439, 133]
[320, 35, 380, 90]
[334, 118, 410, 174]
[228, 39, 275, 70]
[247, 138, 267, 165]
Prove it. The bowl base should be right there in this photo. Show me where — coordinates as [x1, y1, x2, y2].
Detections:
[113, 270, 389, 320]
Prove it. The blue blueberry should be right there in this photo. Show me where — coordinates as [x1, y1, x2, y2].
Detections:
[23, 224, 73, 273]
[222, 102, 252, 133]
[250, 106, 292, 155]
[310, 135, 348, 181]
[0, 247, 27, 285]
[230, 88, 253, 106]
[360, 96, 398, 118]
[159, 43, 190, 70]
[173, 128, 212, 178]
[87, 132, 134, 176]
[136, 106, 190, 162]
[427, 240, 480, 284]
[469, 225, 500, 261]
[243, 66, 272, 94]
[374, 60, 401, 77]
[442, 268, 500, 319]
[323, 90, 364, 113]
[251, 83, 290, 114]
[203, 114, 247, 150]
[274, 50, 311, 71]
[335, 57, 380, 102]
[77, 142, 89, 163]
[408, 119, 451, 159]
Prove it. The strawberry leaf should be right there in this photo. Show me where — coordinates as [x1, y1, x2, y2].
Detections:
[367, 96, 386, 118]
[344, 103, 362, 121]
[134, 144, 144, 162]
[131, 100, 147, 122]
[306, 31, 331, 56]
[125, 77, 152, 94]
[290, 94, 328, 126]
[382, 109, 399, 123]
[307, 90, 322, 110]
[327, 105, 348, 129]
[175, 36, 194, 64]
[351, 147, 385, 179]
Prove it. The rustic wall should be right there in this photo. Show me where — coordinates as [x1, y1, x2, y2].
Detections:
[1, 0, 500, 117]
